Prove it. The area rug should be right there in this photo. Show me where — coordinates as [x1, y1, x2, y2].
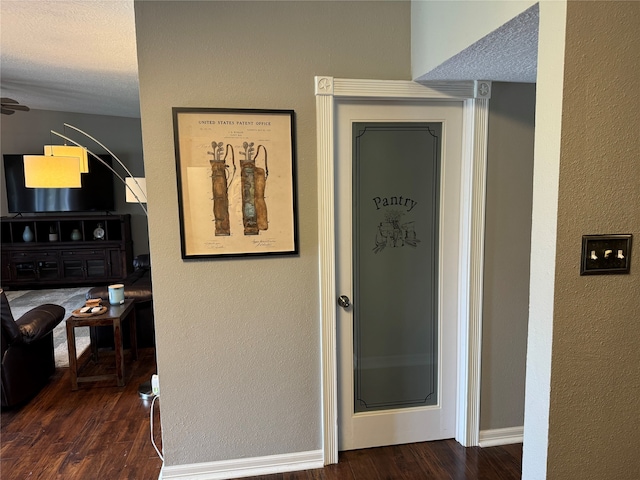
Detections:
[4, 287, 93, 368]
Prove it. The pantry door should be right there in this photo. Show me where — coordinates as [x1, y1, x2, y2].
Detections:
[314, 76, 491, 465]
[336, 100, 463, 450]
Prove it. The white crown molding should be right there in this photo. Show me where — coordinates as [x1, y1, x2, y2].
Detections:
[329, 77, 489, 99]
[318, 76, 493, 100]
[160, 450, 323, 480]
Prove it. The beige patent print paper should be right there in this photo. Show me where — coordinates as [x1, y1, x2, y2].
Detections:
[173, 108, 297, 258]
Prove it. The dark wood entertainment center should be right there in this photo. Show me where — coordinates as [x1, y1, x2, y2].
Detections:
[1, 214, 133, 289]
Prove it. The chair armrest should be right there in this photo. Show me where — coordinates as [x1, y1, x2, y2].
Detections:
[123, 285, 153, 303]
[15, 305, 65, 344]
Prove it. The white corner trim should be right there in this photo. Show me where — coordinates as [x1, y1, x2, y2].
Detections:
[315, 76, 334, 96]
[160, 450, 323, 480]
[479, 426, 524, 448]
[474, 80, 492, 99]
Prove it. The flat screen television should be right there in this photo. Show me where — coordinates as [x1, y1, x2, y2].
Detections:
[3, 154, 115, 213]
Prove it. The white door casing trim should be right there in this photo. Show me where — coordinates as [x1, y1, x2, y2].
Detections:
[457, 93, 490, 447]
[315, 77, 490, 464]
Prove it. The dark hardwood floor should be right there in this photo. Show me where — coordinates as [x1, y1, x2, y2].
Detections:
[1, 347, 162, 480]
[1, 348, 522, 480]
[240, 441, 522, 480]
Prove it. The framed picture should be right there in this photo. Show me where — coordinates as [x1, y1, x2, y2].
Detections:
[172, 108, 298, 259]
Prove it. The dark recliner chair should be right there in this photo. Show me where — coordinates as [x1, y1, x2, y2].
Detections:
[1, 289, 65, 408]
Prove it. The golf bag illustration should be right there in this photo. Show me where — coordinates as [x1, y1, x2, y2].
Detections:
[209, 141, 235, 236]
[239, 141, 269, 235]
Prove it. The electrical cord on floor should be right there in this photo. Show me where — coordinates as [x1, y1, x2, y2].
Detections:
[150, 394, 164, 462]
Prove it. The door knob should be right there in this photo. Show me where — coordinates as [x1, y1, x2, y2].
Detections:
[337, 295, 351, 308]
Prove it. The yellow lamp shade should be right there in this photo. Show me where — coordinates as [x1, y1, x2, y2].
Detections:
[23, 155, 82, 188]
[44, 145, 89, 173]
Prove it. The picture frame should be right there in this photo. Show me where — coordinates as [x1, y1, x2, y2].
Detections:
[172, 108, 298, 259]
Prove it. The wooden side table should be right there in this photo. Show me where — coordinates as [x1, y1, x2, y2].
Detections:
[66, 299, 138, 390]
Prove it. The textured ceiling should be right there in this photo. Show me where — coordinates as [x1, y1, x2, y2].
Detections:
[1, 1, 538, 120]
[416, 3, 539, 84]
[0, 0, 139, 118]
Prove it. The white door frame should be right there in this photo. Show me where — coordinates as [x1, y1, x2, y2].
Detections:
[315, 77, 491, 464]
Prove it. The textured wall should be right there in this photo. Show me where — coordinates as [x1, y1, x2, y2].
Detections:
[134, 0, 411, 466]
[0, 109, 149, 255]
[411, 0, 536, 79]
[481, 82, 535, 430]
[548, 2, 640, 479]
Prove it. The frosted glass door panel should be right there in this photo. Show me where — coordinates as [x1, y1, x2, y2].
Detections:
[353, 123, 441, 413]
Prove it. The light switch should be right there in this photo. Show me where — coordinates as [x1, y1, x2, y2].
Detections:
[581, 234, 632, 275]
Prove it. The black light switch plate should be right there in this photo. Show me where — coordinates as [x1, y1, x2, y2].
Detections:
[580, 234, 632, 275]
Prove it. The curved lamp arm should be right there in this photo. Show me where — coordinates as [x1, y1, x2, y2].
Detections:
[63, 123, 147, 202]
[51, 130, 148, 216]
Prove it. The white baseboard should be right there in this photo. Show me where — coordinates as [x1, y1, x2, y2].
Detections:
[479, 426, 524, 448]
[160, 449, 323, 480]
